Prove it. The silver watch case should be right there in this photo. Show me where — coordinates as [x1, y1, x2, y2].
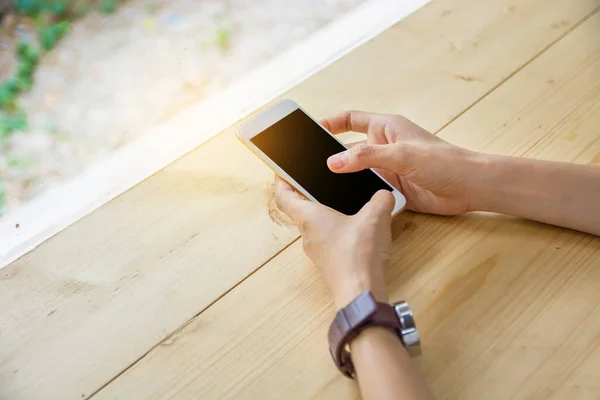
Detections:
[392, 301, 421, 357]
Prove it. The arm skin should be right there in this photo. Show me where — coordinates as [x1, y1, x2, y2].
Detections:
[351, 327, 434, 400]
[470, 154, 600, 236]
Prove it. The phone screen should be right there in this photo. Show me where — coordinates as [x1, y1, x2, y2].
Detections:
[251, 109, 393, 215]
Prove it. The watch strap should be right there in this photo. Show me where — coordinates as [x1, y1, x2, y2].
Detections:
[328, 291, 403, 378]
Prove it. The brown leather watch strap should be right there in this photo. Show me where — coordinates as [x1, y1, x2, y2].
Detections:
[328, 291, 403, 378]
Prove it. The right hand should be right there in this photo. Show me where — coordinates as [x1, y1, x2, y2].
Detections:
[322, 111, 481, 215]
[274, 177, 394, 309]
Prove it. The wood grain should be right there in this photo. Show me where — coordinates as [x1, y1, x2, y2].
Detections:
[93, 8, 600, 400]
[1, 0, 599, 399]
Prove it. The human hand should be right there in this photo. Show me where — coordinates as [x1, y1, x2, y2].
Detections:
[274, 177, 393, 309]
[322, 111, 481, 215]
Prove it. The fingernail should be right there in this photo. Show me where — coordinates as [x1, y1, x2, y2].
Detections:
[328, 153, 346, 169]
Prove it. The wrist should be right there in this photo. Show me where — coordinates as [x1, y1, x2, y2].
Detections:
[331, 267, 388, 309]
[464, 152, 512, 212]
[467, 154, 558, 219]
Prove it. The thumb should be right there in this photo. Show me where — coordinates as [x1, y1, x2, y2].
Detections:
[359, 190, 396, 219]
[327, 144, 401, 173]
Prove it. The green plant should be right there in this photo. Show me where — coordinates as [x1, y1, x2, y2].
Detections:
[7, 154, 34, 168]
[1, 0, 120, 139]
[99, 0, 116, 14]
[0, 81, 18, 109]
[13, 0, 71, 17]
[0, 110, 28, 138]
[0, 178, 6, 215]
[38, 20, 70, 50]
[17, 42, 40, 62]
[215, 26, 232, 52]
[0, 40, 39, 135]
[13, 0, 43, 16]
[48, 0, 70, 17]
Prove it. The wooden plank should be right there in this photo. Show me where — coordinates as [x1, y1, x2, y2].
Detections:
[93, 9, 600, 400]
[1, 0, 598, 399]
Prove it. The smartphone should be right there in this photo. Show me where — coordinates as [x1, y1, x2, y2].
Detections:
[237, 99, 406, 216]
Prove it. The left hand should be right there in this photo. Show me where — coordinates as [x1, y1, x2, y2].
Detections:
[322, 111, 477, 215]
[274, 177, 394, 309]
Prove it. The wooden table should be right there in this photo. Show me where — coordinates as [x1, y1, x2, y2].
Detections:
[2, 0, 600, 399]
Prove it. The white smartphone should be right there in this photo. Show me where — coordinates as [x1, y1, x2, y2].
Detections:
[237, 99, 406, 216]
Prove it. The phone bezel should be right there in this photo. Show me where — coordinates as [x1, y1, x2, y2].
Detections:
[237, 98, 406, 216]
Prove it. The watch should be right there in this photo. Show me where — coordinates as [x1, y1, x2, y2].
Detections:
[327, 291, 420, 378]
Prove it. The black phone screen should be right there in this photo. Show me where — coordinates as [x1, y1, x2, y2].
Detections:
[251, 109, 393, 215]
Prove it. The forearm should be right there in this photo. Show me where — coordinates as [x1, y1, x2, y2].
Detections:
[351, 327, 434, 400]
[469, 154, 600, 235]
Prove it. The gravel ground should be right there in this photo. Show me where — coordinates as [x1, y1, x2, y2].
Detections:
[0, 0, 366, 214]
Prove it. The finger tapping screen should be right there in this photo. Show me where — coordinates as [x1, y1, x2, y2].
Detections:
[251, 109, 392, 215]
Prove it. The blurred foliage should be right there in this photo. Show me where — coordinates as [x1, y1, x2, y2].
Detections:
[0, 111, 28, 138]
[99, 0, 116, 14]
[0, 178, 5, 215]
[38, 20, 70, 50]
[215, 26, 232, 52]
[0, 0, 120, 138]
[7, 154, 35, 168]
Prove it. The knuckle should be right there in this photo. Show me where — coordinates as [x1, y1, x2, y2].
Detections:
[352, 144, 372, 162]
[344, 110, 355, 132]
[346, 109, 360, 121]
[392, 114, 409, 125]
[297, 217, 310, 233]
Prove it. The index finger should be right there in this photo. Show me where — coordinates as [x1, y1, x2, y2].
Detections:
[320, 110, 377, 135]
[274, 177, 309, 224]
